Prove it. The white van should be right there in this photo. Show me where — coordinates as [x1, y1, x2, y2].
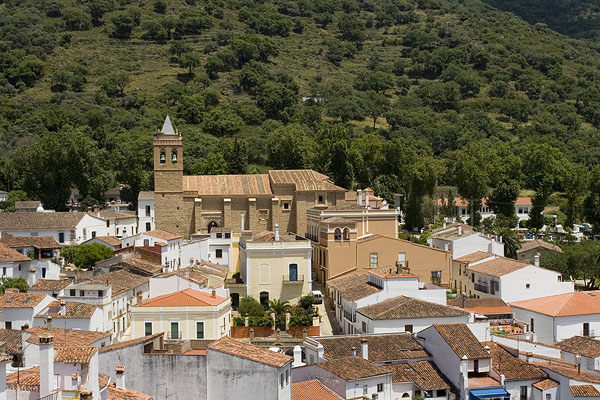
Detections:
[311, 290, 323, 304]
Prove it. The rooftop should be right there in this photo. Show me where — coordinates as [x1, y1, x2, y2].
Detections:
[183, 174, 273, 196]
[7, 366, 40, 391]
[137, 191, 154, 201]
[0, 329, 23, 353]
[122, 257, 163, 275]
[484, 342, 547, 381]
[138, 288, 227, 307]
[368, 266, 420, 279]
[0, 292, 48, 308]
[570, 385, 600, 397]
[37, 301, 98, 319]
[25, 326, 111, 347]
[15, 200, 41, 209]
[388, 361, 451, 391]
[91, 236, 122, 247]
[95, 210, 136, 221]
[312, 333, 428, 361]
[554, 336, 600, 358]
[292, 380, 342, 400]
[29, 279, 73, 291]
[0, 233, 60, 249]
[467, 257, 534, 277]
[108, 385, 153, 400]
[194, 260, 229, 279]
[510, 291, 600, 317]
[54, 346, 97, 363]
[207, 336, 292, 368]
[0, 211, 87, 231]
[429, 223, 477, 240]
[143, 229, 182, 241]
[532, 379, 559, 391]
[268, 169, 345, 192]
[318, 357, 391, 381]
[99, 332, 164, 353]
[86, 270, 149, 296]
[518, 240, 562, 254]
[446, 298, 513, 315]
[327, 274, 381, 301]
[429, 324, 491, 359]
[357, 296, 469, 320]
[454, 252, 496, 264]
[534, 362, 600, 384]
[0, 243, 30, 263]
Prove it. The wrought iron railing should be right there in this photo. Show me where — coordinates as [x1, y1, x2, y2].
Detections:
[283, 275, 304, 283]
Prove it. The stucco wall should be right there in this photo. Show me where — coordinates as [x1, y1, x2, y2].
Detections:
[510, 307, 556, 344]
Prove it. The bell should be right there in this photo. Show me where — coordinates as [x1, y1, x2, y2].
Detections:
[171, 151, 178, 163]
[160, 152, 166, 163]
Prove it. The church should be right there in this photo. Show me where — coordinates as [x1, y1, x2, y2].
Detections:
[153, 116, 347, 239]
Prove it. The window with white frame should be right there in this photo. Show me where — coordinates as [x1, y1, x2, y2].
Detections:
[196, 321, 205, 339]
[370, 253, 378, 267]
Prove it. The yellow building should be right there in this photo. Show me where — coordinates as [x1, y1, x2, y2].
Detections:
[131, 288, 231, 340]
[230, 226, 312, 308]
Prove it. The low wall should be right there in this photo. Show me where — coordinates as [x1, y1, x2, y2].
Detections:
[230, 326, 319, 338]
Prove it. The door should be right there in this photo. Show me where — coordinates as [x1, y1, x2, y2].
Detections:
[474, 359, 479, 373]
[289, 264, 298, 281]
[584, 322, 590, 337]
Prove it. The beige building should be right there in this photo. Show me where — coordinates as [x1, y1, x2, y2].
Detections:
[153, 116, 346, 239]
[308, 206, 451, 286]
[229, 227, 312, 307]
[131, 288, 231, 340]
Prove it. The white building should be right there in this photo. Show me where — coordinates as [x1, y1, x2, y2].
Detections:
[428, 223, 504, 259]
[183, 227, 233, 267]
[0, 238, 61, 285]
[207, 336, 293, 400]
[327, 265, 447, 334]
[438, 197, 534, 224]
[121, 229, 182, 271]
[554, 336, 600, 374]
[0, 291, 55, 330]
[0, 190, 7, 202]
[149, 265, 229, 298]
[510, 291, 600, 344]
[82, 235, 122, 251]
[454, 254, 573, 303]
[60, 281, 113, 333]
[95, 210, 138, 238]
[137, 191, 155, 233]
[33, 300, 104, 332]
[28, 278, 73, 298]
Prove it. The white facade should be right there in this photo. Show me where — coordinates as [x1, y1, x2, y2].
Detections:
[149, 274, 229, 298]
[121, 232, 182, 271]
[102, 215, 137, 239]
[59, 283, 113, 333]
[429, 233, 504, 259]
[181, 232, 232, 268]
[0, 295, 55, 330]
[511, 307, 600, 344]
[137, 196, 155, 233]
[356, 313, 470, 335]
[0, 192, 7, 202]
[32, 304, 105, 332]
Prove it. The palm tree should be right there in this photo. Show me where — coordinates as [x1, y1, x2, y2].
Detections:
[268, 299, 290, 324]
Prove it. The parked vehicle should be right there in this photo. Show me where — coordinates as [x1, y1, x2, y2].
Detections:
[311, 290, 323, 304]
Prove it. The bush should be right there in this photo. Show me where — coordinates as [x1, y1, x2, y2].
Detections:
[233, 316, 245, 326]
[237, 296, 265, 316]
[248, 316, 274, 327]
[289, 314, 312, 326]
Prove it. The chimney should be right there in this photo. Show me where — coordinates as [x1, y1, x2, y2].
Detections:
[364, 190, 370, 208]
[498, 235, 503, 243]
[360, 338, 368, 360]
[211, 289, 216, 298]
[60, 300, 66, 316]
[241, 213, 245, 231]
[351, 346, 357, 357]
[458, 225, 462, 236]
[46, 315, 53, 331]
[462, 293, 466, 309]
[274, 224, 280, 242]
[115, 365, 125, 389]
[293, 345, 302, 367]
[357, 189, 363, 206]
[443, 221, 447, 229]
[39, 335, 55, 397]
[534, 254, 540, 268]
[500, 374, 505, 385]
[87, 206, 92, 212]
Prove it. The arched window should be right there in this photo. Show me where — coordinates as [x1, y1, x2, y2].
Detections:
[401, 394, 410, 398]
[159, 149, 166, 164]
[334, 228, 342, 241]
[207, 220, 219, 233]
[259, 291, 269, 307]
[343, 228, 350, 241]
[171, 149, 178, 163]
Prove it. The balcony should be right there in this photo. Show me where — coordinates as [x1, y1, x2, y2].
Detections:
[474, 283, 489, 294]
[225, 278, 246, 288]
[343, 310, 356, 323]
[283, 275, 304, 284]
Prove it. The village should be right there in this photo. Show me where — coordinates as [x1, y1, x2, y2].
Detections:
[0, 117, 597, 400]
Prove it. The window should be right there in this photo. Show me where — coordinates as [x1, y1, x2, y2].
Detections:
[145, 205, 151, 216]
[224, 232, 231, 239]
[530, 318, 535, 332]
[474, 359, 479, 373]
[343, 228, 350, 241]
[216, 233, 222, 238]
[2, 267, 5, 276]
[405, 324, 413, 333]
[70, 289, 76, 297]
[370, 253, 378, 267]
[546, 394, 552, 400]
[58, 232, 65, 243]
[145, 322, 152, 336]
[318, 195, 325, 204]
[215, 249, 223, 259]
[92, 231, 96, 238]
[80, 290, 85, 297]
[258, 209, 269, 221]
[334, 228, 342, 241]
[584, 322, 590, 337]
[285, 370, 289, 384]
[362, 321, 367, 332]
[437, 390, 446, 397]
[288, 264, 298, 281]
[283, 202, 290, 210]
[461, 208, 466, 215]
[525, 283, 530, 289]
[159, 149, 166, 163]
[30, 232, 38, 236]
[471, 273, 475, 283]
[520, 385, 527, 400]
[363, 385, 368, 395]
[5, 322, 11, 329]
[106, 220, 110, 228]
[260, 292, 269, 307]
[196, 321, 205, 339]
[280, 373, 284, 389]
[145, 222, 151, 231]
[170, 321, 179, 339]
[431, 271, 441, 285]
[171, 149, 178, 163]
[42, 268, 46, 279]
[518, 207, 523, 214]
[377, 383, 384, 392]
[98, 290, 103, 297]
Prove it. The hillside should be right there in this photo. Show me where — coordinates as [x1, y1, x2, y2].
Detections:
[2, 0, 600, 230]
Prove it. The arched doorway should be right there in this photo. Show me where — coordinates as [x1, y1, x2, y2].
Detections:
[259, 291, 269, 307]
[207, 220, 219, 233]
[231, 293, 240, 310]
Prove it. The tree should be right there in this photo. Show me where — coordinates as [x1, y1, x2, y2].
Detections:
[326, 97, 365, 122]
[454, 142, 492, 226]
[63, 7, 92, 31]
[180, 52, 202, 76]
[361, 91, 389, 129]
[202, 105, 243, 136]
[584, 166, 600, 234]
[268, 299, 290, 324]
[238, 296, 265, 316]
[192, 153, 229, 175]
[267, 124, 313, 169]
[415, 81, 460, 112]
[111, 13, 137, 40]
[0, 191, 29, 212]
[404, 155, 446, 230]
[170, 41, 191, 58]
[98, 72, 129, 97]
[72, 243, 113, 269]
[562, 162, 589, 229]
[337, 16, 365, 44]
[0, 278, 28, 294]
[153, 0, 168, 13]
[204, 56, 224, 80]
[223, 139, 248, 175]
[257, 81, 298, 120]
[314, 124, 355, 189]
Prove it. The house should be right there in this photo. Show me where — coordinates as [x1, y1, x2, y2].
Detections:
[438, 197, 534, 223]
[137, 190, 155, 233]
[510, 291, 600, 344]
[452, 253, 573, 302]
[554, 336, 600, 374]
[517, 240, 562, 264]
[183, 227, 233, 267]
[327, 266, 447, 334]
[0, 211, 110, 244]
[207, 336, 293, 400]
[532, 360, 600, 400]
[291, 379, 343, 400]
[428, 223, 505, 259]
[131, 288, 231, 340]
[120, 256, 163, 276]
[121, 229, 182, 271]
[153, 115, 346, 239]
[293, 356, 394, 400]
[233, 227, 312, 306]
[82, 235, 122, 251]
[95, 210, 138, 238]
[356, 295, 470, 334]
[0, 242, 32, 283]
[15, 200, 41, 212]
[59, 281, 113, 334]
[150, 263, 229, 298]
[0, 190, 7, 202]
[0, 291, 55, 330]
[446, 298, 514, 325]
[33, 300, 104, 332]
[387, 360, 453, 400]
[28, 278, 74, 298]
[0, 233, 61, 281]
[417, 324, 506, 400]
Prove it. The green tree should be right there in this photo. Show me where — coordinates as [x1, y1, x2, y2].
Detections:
[361, 91, 390, 129]
[98, 72, 129, 97]
[337, 16, 365, 44]
[153, 0, 168, 13]
[180, 52, 202, 76]
[202, 105, 243, 136]
[63, 7, 92, 31]
[268, 299, 290, 324]
[238, 296, 265, 316]
[0, 191, 29, 212]
[454, 142, 492, 226]
[111, 13, 137, 40]
[170, 41, 191, 58]
[0, 278, 28, 294]
[222, 138, 248, 174]
[562, 162, 589, 229]
[72, 243, 114, 269]
[584, 166, 600, 234]
[267, 124, 313, 169]
[192, 153, 229, 175]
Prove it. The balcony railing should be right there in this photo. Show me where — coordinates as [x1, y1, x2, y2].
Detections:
[225, 278, 245, 287]
[474, 283, 489, 294]
[343, 310, 356, 322]
[168, 331, 182, 340]
[283, 275, 304, 283]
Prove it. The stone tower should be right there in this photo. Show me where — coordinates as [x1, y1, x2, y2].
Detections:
[153, 115, 185, 237]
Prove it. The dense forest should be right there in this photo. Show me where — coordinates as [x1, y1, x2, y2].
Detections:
[2, 0, 600, 234]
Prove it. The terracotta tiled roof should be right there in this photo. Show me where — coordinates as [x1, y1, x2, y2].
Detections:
[108, 385, 153, 400]
[431, 324, 490, 359]
[0, 211, 86, 230]
[99, 332, 164, 353]
[0, 243, 30, 262]
[0, 233, 60, 249]
[555, 336, 600, 358]
[319, 357, 391, 381]
[571, 385, 600, 397]
[535, 362, 600, 384]
[183, 174, 273, 196]
[510, 291, 600, 317]
[55, 346, 97, 363]
[446, 298, 513, 315]
[209, 227, 231, 233]
[253, 230, 289, 242]
[292, 379, 342, 400]
[357, 296, 469, 320]
[37, 301, 98, 319]
[518, 240, 562, 254]
[87, 270, 149, 296]
[157, 267, 208, 285]
[93, 236, 122, 247]
[467, 257, 531, 277]
[314, 333, 428, 361]
[122, 257, 162, 275]
[195, 260, 229, 278]
[484, 342, 547, 381]
[29, 279, 73, 291]
[207, 336, 292, 367]
[137, 191, 154, 201]
[0, 329, 23, 353]
[0, 292, 48, 308]
[15, 201, 41, 209]
[515, 197, 533, 206]
[345, 190, 383, 202]
[454, 252, 496, 263]
[368, 266, 419, 279]
[25, 326, 111, 347]
[7, 366, 40, 391]
[321, 216, 354, 224]
[138, 288, 227, 307]
[327, 274, 381, 301]
[269, 170, 345, 192]
[388, 361, 451, 390]
[143, 229, 182, 241]
[533, 379, 559, 391]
